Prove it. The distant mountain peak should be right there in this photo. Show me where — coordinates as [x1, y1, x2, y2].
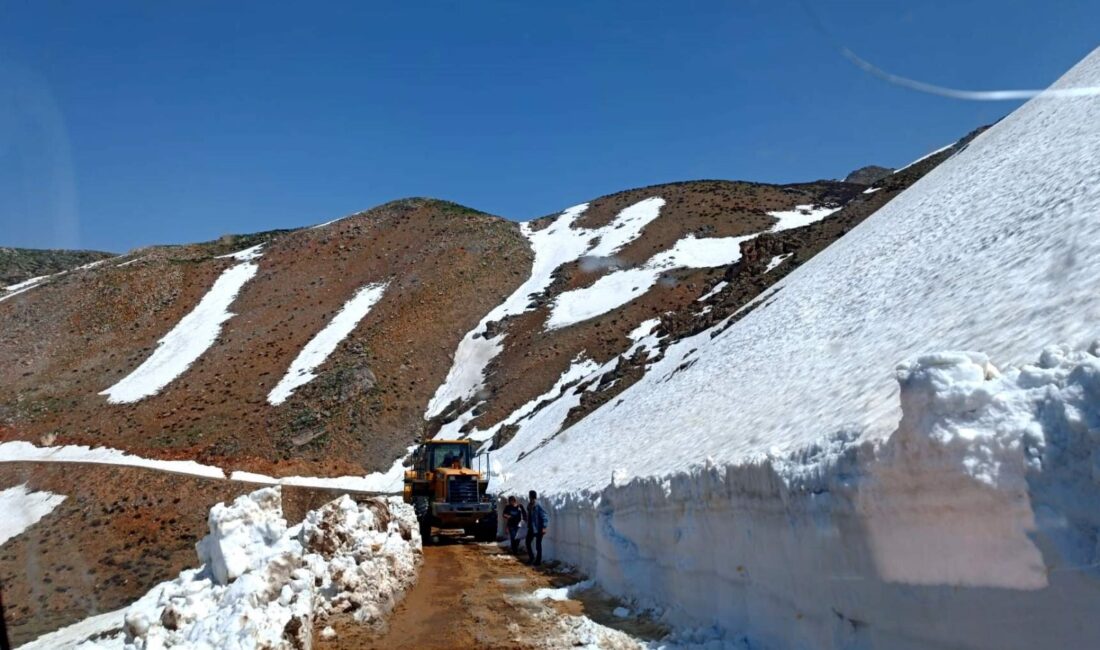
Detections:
[844, 165, 894, 185]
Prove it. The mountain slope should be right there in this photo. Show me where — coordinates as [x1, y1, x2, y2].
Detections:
[0, 247, 115, 287]
[498, 47, 1100, 650]
[0, 199, 530, 477]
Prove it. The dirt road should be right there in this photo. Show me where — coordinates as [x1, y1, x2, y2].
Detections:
[315, 537, 665, 649]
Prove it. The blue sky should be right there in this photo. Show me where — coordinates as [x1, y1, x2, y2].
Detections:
[1, 1, 1097, 252]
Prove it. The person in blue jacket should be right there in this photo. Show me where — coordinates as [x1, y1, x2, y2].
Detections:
[525, 490, 550, 566]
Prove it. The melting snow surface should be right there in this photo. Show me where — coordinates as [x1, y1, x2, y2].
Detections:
[100, 246, 263, 403]
[15, 608, 126, 649]
[268, 282, 388, 405]
[425, 198, 664, 418]
[0, 484, 66, 545]
[546, 204, 840, 329]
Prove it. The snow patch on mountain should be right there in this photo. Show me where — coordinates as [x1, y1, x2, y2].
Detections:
[485, 319, 665, 485]
[0, 483, 66, 545]
[268, 281, 388, 405]
[547, 204, 840, 329]
[0, 441, 227, 479]
[764, 253, 791, 273]
[100, 246, 263, 403]
[1, 259, 113, 304]
[0, 441, 410, 493]
[426, 198, 663, 420]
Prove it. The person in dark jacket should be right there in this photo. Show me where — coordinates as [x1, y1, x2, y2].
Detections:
[502, 496, 526, 554]
[525, 490, 550, 566]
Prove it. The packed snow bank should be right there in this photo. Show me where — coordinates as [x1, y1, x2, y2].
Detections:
[426, 198, 663, 419]
[101, 246, 263, 403]
[268, 282, 388, 405]
[114, 488, 417, 650]
[0, 483, 66, 545]
[540, 346, 1100, 648]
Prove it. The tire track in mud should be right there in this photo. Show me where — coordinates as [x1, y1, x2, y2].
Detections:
[316, 538, 662, 649]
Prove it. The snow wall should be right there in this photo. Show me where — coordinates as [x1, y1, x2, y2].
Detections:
[518, 47, 1100, 648]
[543, 347, 1100, 648]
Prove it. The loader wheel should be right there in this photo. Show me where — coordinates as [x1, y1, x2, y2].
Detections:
[413, 497, 432, 545]
[475, 511, 498, 542]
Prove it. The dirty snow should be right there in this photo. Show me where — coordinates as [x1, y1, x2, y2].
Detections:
[268, 282, 388, 405]
[24, 487, 421, 650]
[426, 198, 663, 419]
[15, 608, 127, 649]
[100, 246, 263, 403]
[0, 483, 66, 545]
[696, 281, 727, 302]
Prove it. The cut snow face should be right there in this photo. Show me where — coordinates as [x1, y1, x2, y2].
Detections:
[100, 246, 263, 403]
[425, 198, 663, 420]
[33, 487, 422, 650]
[268, 281, 388, 405]
[513, 47, 1100, 494]
[0, 484, 66, 545]
[546, 204, 840, 329]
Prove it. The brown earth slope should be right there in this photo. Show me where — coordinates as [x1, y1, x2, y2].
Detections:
[0, 199, 531, 477]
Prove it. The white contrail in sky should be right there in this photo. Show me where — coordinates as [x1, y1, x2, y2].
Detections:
[798, 0, 1100, 101]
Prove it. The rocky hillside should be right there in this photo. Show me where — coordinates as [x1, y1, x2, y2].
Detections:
[0, 132, 982, 482]
[0, 247, 115, 286]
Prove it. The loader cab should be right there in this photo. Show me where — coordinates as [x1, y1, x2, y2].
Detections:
[427, 441, 472, 471]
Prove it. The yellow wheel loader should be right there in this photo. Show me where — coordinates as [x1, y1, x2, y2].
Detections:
[402, 439, 497, 543]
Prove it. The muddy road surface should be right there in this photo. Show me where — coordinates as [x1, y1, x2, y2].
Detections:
[315, 536, 665, 649]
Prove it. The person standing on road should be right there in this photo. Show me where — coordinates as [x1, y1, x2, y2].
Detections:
[525, 490, 549, 566]
[503, 495, 526, 555]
